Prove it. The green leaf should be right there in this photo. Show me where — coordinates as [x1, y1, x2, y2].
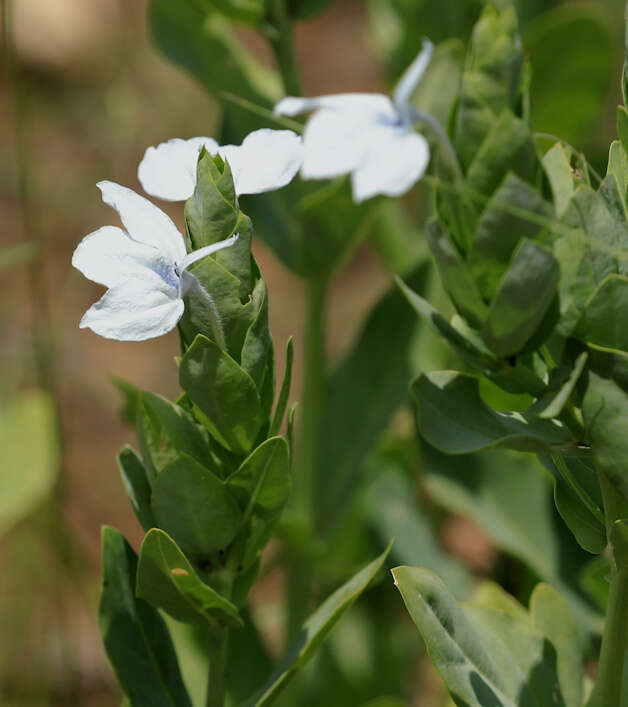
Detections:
[137, 528, 243, 628]
[542, 143, 575, 219]
[423, 445, 603, 631]
[454, 5, 523, 170]
[524, 6, 613, 146]
[611, 519, 628, 569]
[137, 391, 212, 481]
[533, 352, 588, 420]
[151, 453, 242, 558]
[578, 274, 628, 352]
[607, 141, 628, 204]
[240, 278, 273, 408]
[227, 436, 291, 522]
[396, 275, 497, 371]
[618, 106, 628, 156]
[246, 543, 392, 705]
[468, 174, 553, 302]
[426, 218, 488, 328]
[316, 263, 431, 529]
[482, 239, 559, 358]
[394, 566, 581, 707]
[556, 180, 628, 337]
[529, 583, 584, 707]
[583, 371, 628, 501]
[99, 527, 192, 707]
[180, 335, 262, 455]
[287, 0, 334, 20]
[210, 0, 264, 25]
[0, 242, 36, 271]
[118, 446, 155, 532]
[185, 150, 238, 250]
[149, 0, 280, 134]
[269, 337, 294, 437]
[413, 371, 574, 455]
[466, 112, 540, 201]
[0, 390, 58, 536]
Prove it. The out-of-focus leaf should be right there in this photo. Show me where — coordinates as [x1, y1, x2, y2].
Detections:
[364, 460, 473, 598]
[136, 528, 242, 627]
[0, 390, 58, 536]
[150, 0, 280, 133]
[413, 371, 574, 455]
[99, 527, 192, 707]
[422, 444, 603, 631]
[524, 6, 613, 146]
[0, 242, 36, 271]
[316, 263, 430, 530]
[247, 543, 392, 705]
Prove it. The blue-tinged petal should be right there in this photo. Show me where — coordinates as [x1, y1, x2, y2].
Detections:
[79, 279, 184, 341]
[138, 137, 219, 202]
[72, 225, 176, 289]
[97, 182, 187, 265]
[392, 40, 434, 112]
[351, 128, 430, 202]
[219, 129, 302, 195]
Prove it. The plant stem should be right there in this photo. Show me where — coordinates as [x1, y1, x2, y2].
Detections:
[589, 471, 628, 707]
[267, 0, 303, 97]
[287, 274, 327, 638]
[206, 626, 229, 707]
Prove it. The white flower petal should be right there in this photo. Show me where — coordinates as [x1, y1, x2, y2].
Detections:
[300, 109, 381, 180]
[393, 40, 434, 111]
[275, 93, 394, 118]
[219, 129, 302, 195]
[79, 279, 184, 341]
[72, 225, 176, 289]
[351, 129, 430, 202]
[97, 181, 187, 265]
[179, 232, 239, 271]
[138, 137, 219, 201]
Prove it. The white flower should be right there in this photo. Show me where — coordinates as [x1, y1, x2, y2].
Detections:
[274, 41, 434, 203]
[72, 181, 237, 341]
[137, 128, 303, 202]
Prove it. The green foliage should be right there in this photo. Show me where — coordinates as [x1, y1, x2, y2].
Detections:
[118, 446, 155, 532]
[524, 6, 613, 147]
[99, 528, 192, 707]
[394, 566, 584, 707]
[137, 529, 243, 627]
[413, 371, 574, 455]
[246, 543, 392, 705]
[0, 390, 58, 536]
[315, 261, 430, 530]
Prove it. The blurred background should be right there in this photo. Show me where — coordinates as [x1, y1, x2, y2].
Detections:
[0, 0, 626, 704]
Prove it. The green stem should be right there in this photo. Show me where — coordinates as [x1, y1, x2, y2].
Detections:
[266, 0, 303, 97]
[206, 626, 229, 707]
[589, 472, 628, 707]
[287, 274, 327, 639]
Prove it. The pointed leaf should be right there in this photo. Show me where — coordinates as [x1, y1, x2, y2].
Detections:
[248, 543, 392, 705]
[269, 337, 293, 436]
[99, 527, 192, 707]
[137, 528, 243, 628]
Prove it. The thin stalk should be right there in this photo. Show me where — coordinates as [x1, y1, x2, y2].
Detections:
[286, 274, 327, 639]
[206, 627, 229, 707]
[589, 472, 628, 707]
[266, 0, 303, 97]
